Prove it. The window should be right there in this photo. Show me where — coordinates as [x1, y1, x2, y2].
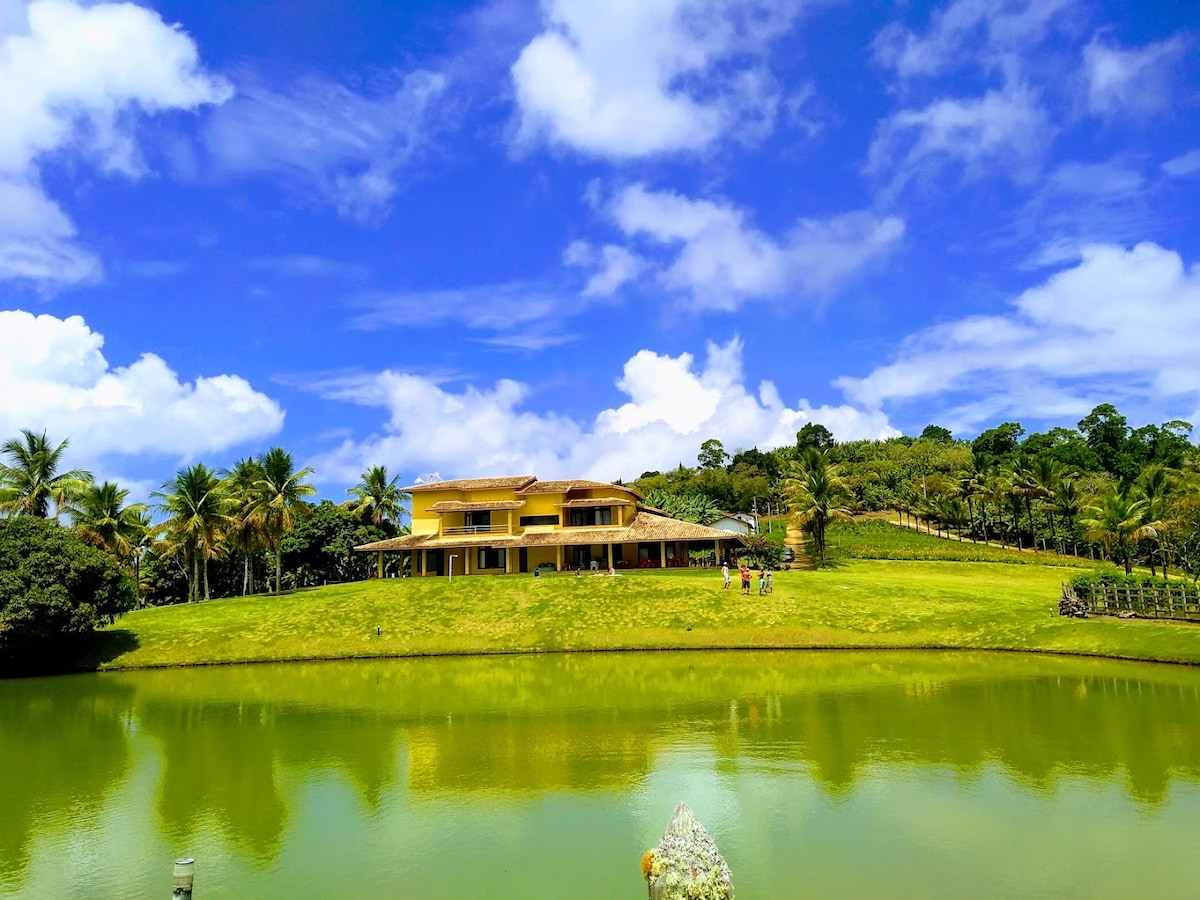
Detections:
[569, 507, 613, 526]
[477, 547, 506, 570]
[465, 511, 491, 528]
[519, 514, 559, 527]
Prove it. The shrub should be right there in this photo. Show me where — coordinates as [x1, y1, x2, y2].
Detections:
[0, 518, 136, 673]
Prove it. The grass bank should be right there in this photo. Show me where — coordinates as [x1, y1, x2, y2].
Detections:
[82, 557, 1200, 670]
[827, 518, 1102, 566]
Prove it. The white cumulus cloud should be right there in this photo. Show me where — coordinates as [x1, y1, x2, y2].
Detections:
[607, 184, 904, 309]
[0, 0, 230, 285]
[308, 336, 896, 484]
[510, 0, 798, 158]
[835, 242, 1200, 433]
[0, 309, 285, 462]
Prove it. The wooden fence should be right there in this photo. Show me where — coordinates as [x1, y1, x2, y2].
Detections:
[1063, 582, 1200, 622]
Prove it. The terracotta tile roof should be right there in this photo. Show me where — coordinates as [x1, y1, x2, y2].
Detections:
[554, 496, 635, 507]
[516, 479, 646, 500]
[354, 533, 433, 552]
[402, 476, 536, 493]
[424, 500, 526, 512]
[354, 513, 743, 553]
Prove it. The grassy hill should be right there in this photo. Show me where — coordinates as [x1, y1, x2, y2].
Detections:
[80, 552, 1200, 670]
[827, 518, 1102, 566]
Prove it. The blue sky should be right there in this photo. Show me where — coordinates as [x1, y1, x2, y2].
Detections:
[1, 0, 1198, 497]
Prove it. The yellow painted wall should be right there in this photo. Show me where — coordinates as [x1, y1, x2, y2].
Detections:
[526, 547, 558, 570]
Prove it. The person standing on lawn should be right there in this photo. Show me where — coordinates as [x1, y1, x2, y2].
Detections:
[722, 562, 731, 590]
[740, 564, 751, 595]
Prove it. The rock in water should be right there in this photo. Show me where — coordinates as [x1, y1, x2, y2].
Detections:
[642, 802, 733, 899]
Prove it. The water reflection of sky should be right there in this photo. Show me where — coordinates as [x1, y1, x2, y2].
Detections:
[2, 651, 1199, 897]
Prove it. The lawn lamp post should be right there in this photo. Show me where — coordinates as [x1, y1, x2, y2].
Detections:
[448, 554, 457, 582]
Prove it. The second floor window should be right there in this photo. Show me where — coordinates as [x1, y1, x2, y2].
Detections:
[569, 507, 612, 526]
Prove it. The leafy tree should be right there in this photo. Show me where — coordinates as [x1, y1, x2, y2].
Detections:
[1078, 403, 1137, 481]
[0, 517, 135, 673]
[919, 425, 954, 444]
[796, 423, 836, 452]
[0, 430, 92, 519]
[697, 439, 730, 470]
[971, 422, 1024, 463]
[254, 448, 317, 594]
[645, 490, 723, 525]
[783, 448, 852, 566]
[154, 464, 229, 603]
[347, 465, 407, 527]
[66, 481, 148, 564]
[281, 501, 396, 586]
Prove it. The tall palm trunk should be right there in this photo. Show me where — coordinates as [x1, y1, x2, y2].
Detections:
[191, 551, 199, 603]
[203, 556, 211, 602]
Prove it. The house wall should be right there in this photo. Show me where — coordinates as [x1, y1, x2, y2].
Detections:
[405, 482, 653, 575]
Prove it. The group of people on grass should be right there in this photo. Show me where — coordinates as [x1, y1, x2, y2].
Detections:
[721, 561, 772, 595]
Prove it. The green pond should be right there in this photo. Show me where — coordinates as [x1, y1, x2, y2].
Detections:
[3, 650, 1200, 898]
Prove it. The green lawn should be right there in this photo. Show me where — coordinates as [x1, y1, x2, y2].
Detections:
[827, 518, 1101, 566]
[82, 557, 1200, 670]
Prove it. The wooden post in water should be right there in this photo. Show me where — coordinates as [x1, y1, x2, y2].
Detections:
[172, 858, 194, 898]
[641, 802, 733, 900]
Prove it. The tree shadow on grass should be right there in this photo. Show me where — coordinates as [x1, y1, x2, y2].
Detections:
[72, 629, 140, 671]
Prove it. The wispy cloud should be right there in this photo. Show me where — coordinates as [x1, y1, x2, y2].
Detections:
[347, 281, 587, 350]
[1084, 35, 1188, 119]
[205, 70, 448, 222]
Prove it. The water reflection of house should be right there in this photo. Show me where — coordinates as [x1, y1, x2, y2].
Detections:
[354, 476, 743, 575]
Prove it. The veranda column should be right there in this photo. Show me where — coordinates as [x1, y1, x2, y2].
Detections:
[505, 547, 514, 574]
[660, 540, 667, 568]
[607, 542, 613, 568]
[377, 550, 384, 579]
[556, 544, 564, 571]
[421, 550, 427, 577]
[464, 549, 471, 575]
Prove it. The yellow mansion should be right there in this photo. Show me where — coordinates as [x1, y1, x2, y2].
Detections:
[355, 475, 743, 576]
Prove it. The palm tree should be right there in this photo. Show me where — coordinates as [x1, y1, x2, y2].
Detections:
[1030, 457, 1071, 550]
[347, 465, 406, 527]
[1008, 456, 1042, 543]
[154, 464, 229, 602]
[66, 481, 148, 562]
[783, 448, 853, 565]
[224, 457, 267, 596]
[1081, 489, 1160, 575]
[254, 447, 317, 594]
[0, 430, 93, 518]
[957, 455, 990, 541]
[1137, 465, 1177, 578]
[1050, 476, 1083, 554]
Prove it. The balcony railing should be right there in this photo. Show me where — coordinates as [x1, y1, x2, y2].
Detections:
[441, 524, 509, 536]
